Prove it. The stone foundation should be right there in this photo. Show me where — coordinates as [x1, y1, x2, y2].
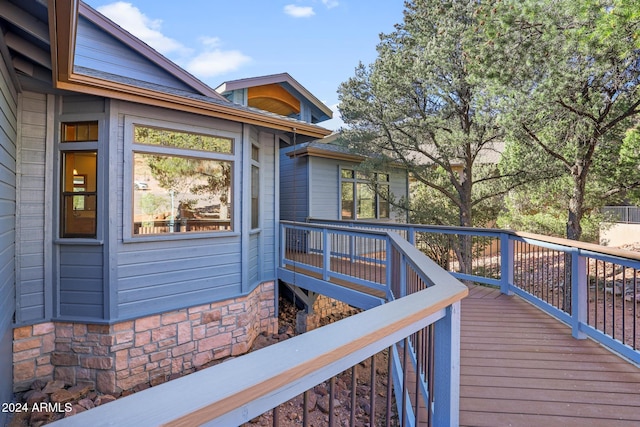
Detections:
[295, 294, 360, 333]
[13, 282, 277, 394]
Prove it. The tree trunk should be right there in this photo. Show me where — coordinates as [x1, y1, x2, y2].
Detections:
[566, 164, 587, 241]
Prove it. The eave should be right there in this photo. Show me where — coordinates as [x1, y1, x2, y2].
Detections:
[217, 73, 334, 120]
[286, 146, 364, 163]
[48, 0, 331, 139]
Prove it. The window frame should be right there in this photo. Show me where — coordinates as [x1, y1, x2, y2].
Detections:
[56, 118, 102, 242]
[250, 143, 260, 230]
[123, 116, 240, 241]
[340, 167, 391, 221]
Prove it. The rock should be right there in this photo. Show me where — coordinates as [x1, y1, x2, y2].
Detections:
[71, 404, 86, 415]
[306, 392, 317, 412]
[26, 391, 48, 406]
[42, 380, 66, 394]
[31, 379, 47, 391]
[317, 397, 340, 413]
[66, 384, 92, 400]
[94, 394, 117, 406]
[30, 410, 55, 426]
[50, 389, 74, 404]
[78, 398, 95, 410]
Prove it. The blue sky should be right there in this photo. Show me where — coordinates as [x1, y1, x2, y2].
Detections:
[82, 1, 406, 130]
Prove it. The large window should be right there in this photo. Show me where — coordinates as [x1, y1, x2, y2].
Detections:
[251, 145, 260, 229]
[131, 125, 234, 236]
[341, 169, 390, 220]
[60, 121, 99, 238]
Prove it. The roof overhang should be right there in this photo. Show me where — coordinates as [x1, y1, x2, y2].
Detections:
[47, 0, 331, 139]
[286, 146, 365, 163]
[217, 73, 334, 121]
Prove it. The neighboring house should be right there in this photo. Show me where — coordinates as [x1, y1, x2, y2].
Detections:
[0, 0, 332, 415]
[279, 134, 410, 223]
[600, 206, 640, 247]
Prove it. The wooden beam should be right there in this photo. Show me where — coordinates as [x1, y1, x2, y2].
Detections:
[4, 31, 51, 69]
[0, 1, 49, 44]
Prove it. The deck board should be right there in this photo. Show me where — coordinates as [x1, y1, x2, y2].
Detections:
[460, 284, 640, 427]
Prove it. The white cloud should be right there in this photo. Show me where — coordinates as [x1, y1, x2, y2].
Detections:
[96, 3, 252, 79]
[97, 2, 189, 56]
[284, 4, 315, 18]
[186, 38, 252, 78]
[322, 0, 339, 9]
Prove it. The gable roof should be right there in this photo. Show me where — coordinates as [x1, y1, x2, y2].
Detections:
[216, 73, 333, 124]
[0, 0, 331, 138]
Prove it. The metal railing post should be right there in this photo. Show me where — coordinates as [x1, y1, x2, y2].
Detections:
[571, 249, 587, 339]
[433, 301, 461, 427]
[323, 228, 331, 281]
[500, 233, 514, 295]
[280, 223, 286, 267]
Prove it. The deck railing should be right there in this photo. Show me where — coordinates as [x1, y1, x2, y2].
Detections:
[602, 205, 640, 224]
[51, 222, 467, 427]
[310, 219, 640, 365]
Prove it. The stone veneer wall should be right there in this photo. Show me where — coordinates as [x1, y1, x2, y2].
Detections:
[312, 295, 358, 319]
[13, 282, 277, 394]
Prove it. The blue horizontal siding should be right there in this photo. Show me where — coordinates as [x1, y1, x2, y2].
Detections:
[75, 16, 194, 93]
[59, 246, 104, 318]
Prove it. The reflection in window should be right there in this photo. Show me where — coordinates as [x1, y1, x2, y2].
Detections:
[341, 169, 391, 220]
[132, 153, 232, 235]
[134, 125, 233, 154]
[251, 144, 260, 229]
[61, 152, 97, 237]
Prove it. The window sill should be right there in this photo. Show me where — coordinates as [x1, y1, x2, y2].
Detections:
[55, 239, 104, 246]
[123, 230, 240, 243]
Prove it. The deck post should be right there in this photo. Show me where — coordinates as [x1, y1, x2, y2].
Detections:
[323, 228, 331, 281]
[433, 301, 461, 426]
[280, 223, 286, 268]
[500, 234, 514, 295]
[571, 249, 587, 339]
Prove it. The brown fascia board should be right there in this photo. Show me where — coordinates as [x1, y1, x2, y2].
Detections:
[216, 72, 334, 120]
[286, 146, 364, 162]
[48, 0, 331, 139]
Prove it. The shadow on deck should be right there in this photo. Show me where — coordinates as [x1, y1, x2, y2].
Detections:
[461, 284, 640, 427]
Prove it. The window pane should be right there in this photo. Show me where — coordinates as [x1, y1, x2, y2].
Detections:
[379, 184, 390, 219]
[341, 182, 354, 219]
[341, 169, 354, 179]
[132, 152, 232, 235]
[134, 126, 233, 154]
[377, 173, 389, 182]
[251, 165, 259, 229]
[61, 151, 97, 238]
[356, 171, 369, 180]
[251, 145, 259, 162]
[62, 121, 98, 142]
[357, 183, 375, 219]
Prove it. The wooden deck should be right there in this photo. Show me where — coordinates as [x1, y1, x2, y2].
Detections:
[460, 284, 640, 427]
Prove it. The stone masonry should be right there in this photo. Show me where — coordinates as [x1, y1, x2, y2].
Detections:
[12, 282, 277, 394]
[296, 294, 360, 333]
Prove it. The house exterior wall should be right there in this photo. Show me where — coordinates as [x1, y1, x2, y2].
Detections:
[279, 145, 309, 221]
[74, 16, 194, 92]
[308, 157, 408, 222]
[0, 51, 17, 427]
[16, 92, 48, 324]
[11, 96, 281, 394]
